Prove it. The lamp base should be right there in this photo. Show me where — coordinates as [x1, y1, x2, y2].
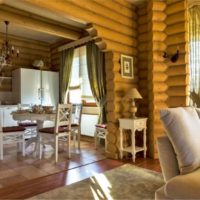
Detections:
[130, 101, 137, 118]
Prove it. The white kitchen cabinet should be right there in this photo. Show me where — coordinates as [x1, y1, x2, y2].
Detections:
[41, 70, 59, 107]
[14, 68, 41, 105]
[0, 106, 18, 127]
[12, 68, 59, 107]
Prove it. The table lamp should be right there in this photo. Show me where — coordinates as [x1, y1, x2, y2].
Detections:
[125, 88, 142, 118]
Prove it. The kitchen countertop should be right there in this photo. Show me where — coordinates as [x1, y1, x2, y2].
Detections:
[0, 105, 18, 107]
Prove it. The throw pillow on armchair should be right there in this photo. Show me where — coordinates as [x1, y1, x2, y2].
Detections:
[160, 107, 200, 174]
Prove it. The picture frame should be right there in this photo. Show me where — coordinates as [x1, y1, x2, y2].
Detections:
[120, 54, 134, 79]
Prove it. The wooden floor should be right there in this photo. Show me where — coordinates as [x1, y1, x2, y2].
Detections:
[0, 157, 161, 199]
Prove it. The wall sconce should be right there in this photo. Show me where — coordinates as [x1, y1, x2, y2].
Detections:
[163, 46, 179, 63]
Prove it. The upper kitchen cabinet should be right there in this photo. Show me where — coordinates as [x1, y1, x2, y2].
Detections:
[12, 68, 59, 107]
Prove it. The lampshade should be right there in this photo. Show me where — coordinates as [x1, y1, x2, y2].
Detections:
[125, 88, 142, 99]
[32, 60, 44, 68]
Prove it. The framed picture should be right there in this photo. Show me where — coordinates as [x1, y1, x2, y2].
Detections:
[120, 54, 134, 79]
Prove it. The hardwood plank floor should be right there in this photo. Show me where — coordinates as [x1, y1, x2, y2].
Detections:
[0, 158, 161, 199]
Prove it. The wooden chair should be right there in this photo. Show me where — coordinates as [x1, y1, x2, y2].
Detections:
[71, 104, 82, 150]
[38, 104, 72, 163]
[0, 125, 26, 160]
[95, 124, 107, 150]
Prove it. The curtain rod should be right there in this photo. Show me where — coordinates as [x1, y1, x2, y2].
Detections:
[58, 36, 93, 52]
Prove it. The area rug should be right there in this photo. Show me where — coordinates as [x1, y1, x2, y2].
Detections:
[29, 164, 164, 200]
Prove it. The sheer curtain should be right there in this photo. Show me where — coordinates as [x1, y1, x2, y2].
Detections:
[86, 41, 107, 124]
[59, 48, 74, 103]
[189, 5, 200, 106]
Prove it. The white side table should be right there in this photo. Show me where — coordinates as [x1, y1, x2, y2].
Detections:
[119, 118, 147, 162]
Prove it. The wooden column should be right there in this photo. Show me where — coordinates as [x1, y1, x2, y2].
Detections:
[137, 5, 148, 118]
[147, 1, 168, 158]
[165, 0, 189, 107]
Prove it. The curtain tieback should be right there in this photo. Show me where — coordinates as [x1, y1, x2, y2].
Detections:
[99, 96, 107, 107]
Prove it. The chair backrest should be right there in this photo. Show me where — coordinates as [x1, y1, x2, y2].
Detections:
[72, 104, 82, 125]
[55, 104, 72, 133]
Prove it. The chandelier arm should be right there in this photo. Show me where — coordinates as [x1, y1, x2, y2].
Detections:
[0, 21, 19, 66]
[5, 21, 8, 52]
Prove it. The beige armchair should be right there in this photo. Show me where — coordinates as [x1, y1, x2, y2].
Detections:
[156, 136, 200, 199]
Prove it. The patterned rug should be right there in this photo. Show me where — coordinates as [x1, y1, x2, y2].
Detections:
[29, 164, 164, 200]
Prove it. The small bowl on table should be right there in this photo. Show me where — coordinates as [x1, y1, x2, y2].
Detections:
[32, 105, 43, 114]
[42, 106, 54, 114]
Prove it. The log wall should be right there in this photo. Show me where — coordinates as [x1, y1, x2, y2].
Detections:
[0, 0, 189, 158]
[0, 34, 51, 91]
[50, 40, 67, 72]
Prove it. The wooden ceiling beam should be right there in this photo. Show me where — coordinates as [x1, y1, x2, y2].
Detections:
[58, 36, 92, 52]
[0, 8, 82, 40]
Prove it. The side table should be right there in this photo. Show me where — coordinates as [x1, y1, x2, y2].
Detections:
[119, 118, 147, 162]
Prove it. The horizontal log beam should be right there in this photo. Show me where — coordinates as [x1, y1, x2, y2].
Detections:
[0, 9, 81, 40]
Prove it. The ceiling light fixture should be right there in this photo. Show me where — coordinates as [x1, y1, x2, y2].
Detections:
[0, 21, 19, 66]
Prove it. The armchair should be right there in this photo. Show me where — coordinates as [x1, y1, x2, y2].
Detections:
[156, 136, 200, 199]
[156, 107, 200, 199]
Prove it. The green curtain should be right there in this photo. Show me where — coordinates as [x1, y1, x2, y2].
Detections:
[59, 48, 74, 103]
[189, 5, 200, 106]
[86, 41, 107, 124]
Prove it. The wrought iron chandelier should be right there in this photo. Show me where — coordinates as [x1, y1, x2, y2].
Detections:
[0, 21, 19, 66]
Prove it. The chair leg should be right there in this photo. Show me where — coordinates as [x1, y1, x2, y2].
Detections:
[78, 128, 81, 150]
[67, 133, 71, 159]
[105, 130, 107, 152]
[55, 135, 58, 163]
[95, 130, 98, 149]
[22, 134, 25, 157]
[17, 142, 22, 153]
[33, 136, 39, 158]
[73, 131, 76, 148]
[62, 137, 65, 151]
[39, 136, 42, 159]
[98, 137, 101, 148]
[0, 135, 3, 160]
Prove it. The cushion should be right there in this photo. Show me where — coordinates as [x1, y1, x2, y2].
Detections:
[160, 107, 200, 174]
[71, 123, 79, 127]
[2, 126, 25, 133]
[39, 126, 70, 134]
[95, 124, 107, 129]
[18, 122, 37, 127]
[165, 168, 200, 199]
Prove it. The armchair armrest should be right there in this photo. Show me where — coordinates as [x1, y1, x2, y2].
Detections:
[157, 136, 179, 182]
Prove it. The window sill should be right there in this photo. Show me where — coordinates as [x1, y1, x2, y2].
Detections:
[82, 106, 99, 115]
[83, 102, 97, 107]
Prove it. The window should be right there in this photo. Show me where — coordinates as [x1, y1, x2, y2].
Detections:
[68, 46, 95, 104]
[190, 41, 200, 93]
[189, 6, 200, 106]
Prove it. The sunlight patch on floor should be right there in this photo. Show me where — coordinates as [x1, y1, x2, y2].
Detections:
[90, 173, 113, 200]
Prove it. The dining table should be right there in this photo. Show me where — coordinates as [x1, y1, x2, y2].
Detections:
[11, 111, 56, 153]
[12, 112, 56, 130]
